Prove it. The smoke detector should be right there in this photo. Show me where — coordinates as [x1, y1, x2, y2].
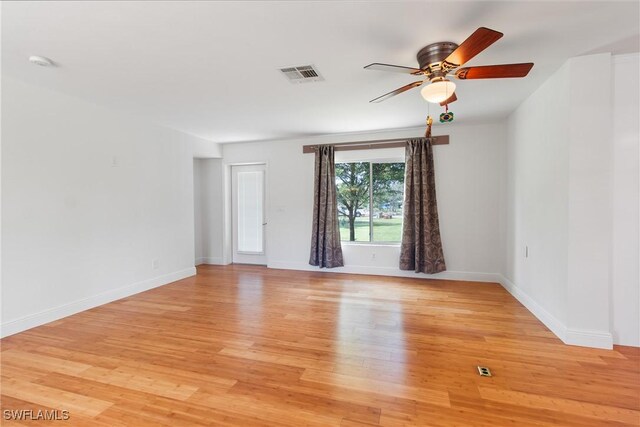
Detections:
[29, 56, 55, 67]
[279, 65, 324, 83]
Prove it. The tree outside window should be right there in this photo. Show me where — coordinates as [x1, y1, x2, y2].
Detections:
[335, 161, 405, 242]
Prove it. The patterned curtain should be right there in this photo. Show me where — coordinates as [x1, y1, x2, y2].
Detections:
[399, 138, 446, 274]
[309, 145, 344, 268]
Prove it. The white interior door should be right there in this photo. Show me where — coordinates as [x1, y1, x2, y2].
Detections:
[232, 164, 267, 265]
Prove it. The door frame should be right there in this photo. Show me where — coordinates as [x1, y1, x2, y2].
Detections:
[223, 162, 268, 266]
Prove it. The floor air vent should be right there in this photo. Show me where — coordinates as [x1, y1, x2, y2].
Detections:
[477, 366, 492, 377]
[280, 65, 324, 83]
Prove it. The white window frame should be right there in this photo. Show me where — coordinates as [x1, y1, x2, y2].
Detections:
[336, 157, 405, 245]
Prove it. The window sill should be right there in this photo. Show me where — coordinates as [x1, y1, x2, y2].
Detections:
[341, 242, 401, 248]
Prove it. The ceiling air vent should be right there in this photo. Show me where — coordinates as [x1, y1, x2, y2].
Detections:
[280, 65, 324, 83]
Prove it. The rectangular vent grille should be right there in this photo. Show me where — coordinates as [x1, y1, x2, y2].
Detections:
[477, 366, 492, 377]
[280, 65, 324, 83]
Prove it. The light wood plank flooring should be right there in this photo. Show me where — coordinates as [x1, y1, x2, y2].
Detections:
[1, 265, 638, 426]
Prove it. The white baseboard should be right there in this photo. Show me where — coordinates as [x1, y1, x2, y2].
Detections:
[565, 328, 614, 349]
[267, 261, 502, 283]
[498, 275, 568, 342]
[196, 257, 228, 266]
[0, 267, 196, 338]
[498, 274, 613, 349]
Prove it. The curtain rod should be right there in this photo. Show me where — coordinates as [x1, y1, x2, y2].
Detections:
[301, 135, 449, 153]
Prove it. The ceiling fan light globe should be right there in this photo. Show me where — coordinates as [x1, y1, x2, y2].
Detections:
[421, 80, 456, 103]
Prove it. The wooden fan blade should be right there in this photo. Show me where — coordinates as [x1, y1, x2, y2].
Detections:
[440, 92, 457, 106]
[455, 63, 534, 79]
[369, 81, 423, 103]
[444, 27, 503, 67]
[364, 63, 423, 74]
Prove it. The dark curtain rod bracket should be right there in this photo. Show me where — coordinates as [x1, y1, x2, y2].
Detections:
[302, 135, 449, 154]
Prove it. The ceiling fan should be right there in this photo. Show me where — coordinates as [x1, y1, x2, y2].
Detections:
[364, 27, 534, 106]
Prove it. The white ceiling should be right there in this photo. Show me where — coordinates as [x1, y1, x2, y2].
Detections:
[3, 1, 639, 143]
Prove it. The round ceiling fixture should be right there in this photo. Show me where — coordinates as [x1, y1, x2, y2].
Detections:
[28, 56, 55, 67]
[420, 78, 456, 103]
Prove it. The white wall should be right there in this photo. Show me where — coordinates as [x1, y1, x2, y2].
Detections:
[505, 61, 571, 331]
[1, 77, 217, 337]
[611, 54, 640, 347]
[505, 53, 638, 349]
[565, 54, 613, 345]
[194, 159, 204, 262]
[193, 139, 222, 159]
[193, 158, 225, 265]
[200, 122, 507, 282]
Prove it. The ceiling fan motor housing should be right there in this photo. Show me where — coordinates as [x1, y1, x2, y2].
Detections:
[417, 42, 459, 78]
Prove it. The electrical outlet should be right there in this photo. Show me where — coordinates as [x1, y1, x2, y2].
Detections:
[372, 253, 376, 259]
[152, 259, 159, 269]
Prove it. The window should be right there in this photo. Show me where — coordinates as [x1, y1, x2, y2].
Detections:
[335, 161, 405, 243]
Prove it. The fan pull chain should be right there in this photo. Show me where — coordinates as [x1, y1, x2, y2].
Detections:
[444, 86, 448, 112]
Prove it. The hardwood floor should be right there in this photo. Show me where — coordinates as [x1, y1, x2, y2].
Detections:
[1, 265, 638, 426]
